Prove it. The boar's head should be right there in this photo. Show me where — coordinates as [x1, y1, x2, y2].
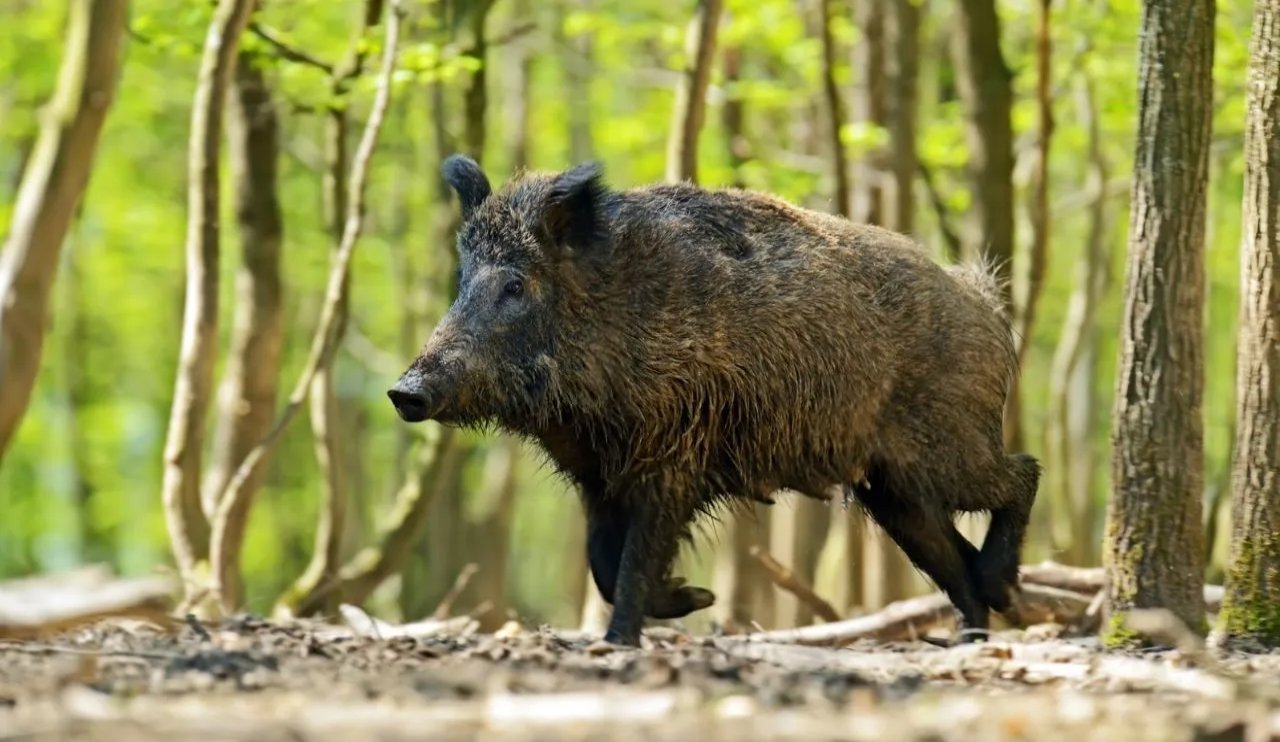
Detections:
[388, 154, 610, 429]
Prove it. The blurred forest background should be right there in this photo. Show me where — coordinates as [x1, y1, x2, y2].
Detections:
[0, 0, 1255, 633]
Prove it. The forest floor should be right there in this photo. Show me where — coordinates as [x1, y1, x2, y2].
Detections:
[2, 615, 1279, 741]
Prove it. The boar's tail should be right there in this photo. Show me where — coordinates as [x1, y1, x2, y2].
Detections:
[946, 257, 1010, 325]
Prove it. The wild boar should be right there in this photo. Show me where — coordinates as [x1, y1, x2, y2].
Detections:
[389, 155, 1040, 646]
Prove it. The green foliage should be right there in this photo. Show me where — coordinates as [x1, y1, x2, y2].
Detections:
[0, 0, 1258, 626]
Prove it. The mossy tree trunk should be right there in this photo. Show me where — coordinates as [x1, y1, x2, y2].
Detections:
[1105, 0, 1214, 641]
[1218, 0, 1280, 647]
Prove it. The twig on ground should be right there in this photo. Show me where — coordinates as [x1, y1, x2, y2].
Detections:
[0, 642, 178, 662]
[432, 563, 479, 620]
[740, 593, 953, 646]
[748, 546, 840, 623]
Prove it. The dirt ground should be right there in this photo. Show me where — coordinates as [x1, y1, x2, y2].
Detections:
[2, 616, 1279, 741]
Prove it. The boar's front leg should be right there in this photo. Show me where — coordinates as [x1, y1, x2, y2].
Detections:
[587, 500, 714, 633]
[601, 500, 711, 646]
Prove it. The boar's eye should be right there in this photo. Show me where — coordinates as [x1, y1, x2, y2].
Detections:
[503, 278, 524, 298]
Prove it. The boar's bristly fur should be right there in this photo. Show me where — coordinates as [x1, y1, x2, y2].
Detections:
[389, 155, 1041, 647]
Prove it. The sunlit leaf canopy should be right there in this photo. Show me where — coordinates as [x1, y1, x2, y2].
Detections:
[0, 0, 1253, 627]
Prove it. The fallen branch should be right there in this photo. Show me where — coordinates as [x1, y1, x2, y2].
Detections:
[207, 0, 404, 612]
[742, 592, 953, 646]
[748, 546, 840, 623]
[432, 563, 479, 620]
[1018, 561, 1105, 594]
[1019, 561, 1224, 612]
[0, 569, 177, 640]
[333, 604, 478, 640]
[1007, 583, 1093, 627]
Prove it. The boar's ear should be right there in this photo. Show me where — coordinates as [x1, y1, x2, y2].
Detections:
[539, 161, 609, 256]
[442, 154, 491, 220]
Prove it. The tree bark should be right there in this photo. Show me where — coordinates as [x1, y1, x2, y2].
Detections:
[1218, 0, 1280, 646]
[203, 54, 285, 522]
[0, 0, 127, 460]
[850, 0, 886, 224]
[560, 0, 595, 164]
[161, 0, 257, 587]
[1014, 0, 1054, 367]
[951, 0, 1018, 449]
[883, 0, 918, 235]
[1106, 0, 1213, 639]
[816, 0, 851, 218]
[665, 0, 723, 184]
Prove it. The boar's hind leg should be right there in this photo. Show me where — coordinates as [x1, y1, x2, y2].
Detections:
[972, 453, 1041, 615]
[857, 470, 989, 638]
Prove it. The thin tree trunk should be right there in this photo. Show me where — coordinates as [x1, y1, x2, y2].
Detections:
[1218, 0, 1280, 646]
[952, 0, 1018, 449]
[1014, 0, 1054, 367]
[1046, 72, 1109, 567]
[560, 0, 595, 164]
[817, 0, 851, 217]
[208, 6, 403, 612]
[0, 0, 127, 459]
[850, 0, 886, 224]
[61, 228, 109, 563]
[711, 42, 774, 631]
[665, 0, 723, 184]
[292, 0, 386, 617]
[510, 0, 533, 171]
[161, 0, 257, 588]
[884, 0, 918, 235]
[848, 0, 912, 609]
[1106, 0, 1213, 639]
[203, 54, 285, 522]
[470, 439, 520, 630]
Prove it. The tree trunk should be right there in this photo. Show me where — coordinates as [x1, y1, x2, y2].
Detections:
[850, 0, 886, 224]
[951, 0, 1018, 450]
[1046, 72, 1109, 567]
[208, 7, 403, 612]
[1015, 0, 1054, 368]
[203, 54, 285, 523]
[816, 0, 851, 218]
[293, 0, 386, 617]
[0, 0, 127, 460]
[558, 0, 595, 164]
[1106, 0, 1213, 640]
[883, 0, 918, 235]
[848, 0, 913, 609]
[1218, 0, 1280, 646]
[161, 0, 258, 587]
[665, 0, 723, 184]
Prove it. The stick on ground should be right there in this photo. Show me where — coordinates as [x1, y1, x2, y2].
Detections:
[749, 546, 841, 624]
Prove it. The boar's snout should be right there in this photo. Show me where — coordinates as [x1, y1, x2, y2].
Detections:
[387, 374, 437, 423]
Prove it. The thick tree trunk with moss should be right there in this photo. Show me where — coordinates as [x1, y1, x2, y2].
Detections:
[203, 54, 285, 521]
[1218, 0, 1280, 646]
[0, 0, 127, 461]
[1105, 0, 1213, 640]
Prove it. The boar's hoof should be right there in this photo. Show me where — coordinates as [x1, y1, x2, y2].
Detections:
[602, 628, 642, 647]
[921, 628, 991, 649]
[646, 578, 716, 619]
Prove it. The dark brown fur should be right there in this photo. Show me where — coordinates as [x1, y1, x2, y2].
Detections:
[389, 156, 1041, 646]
